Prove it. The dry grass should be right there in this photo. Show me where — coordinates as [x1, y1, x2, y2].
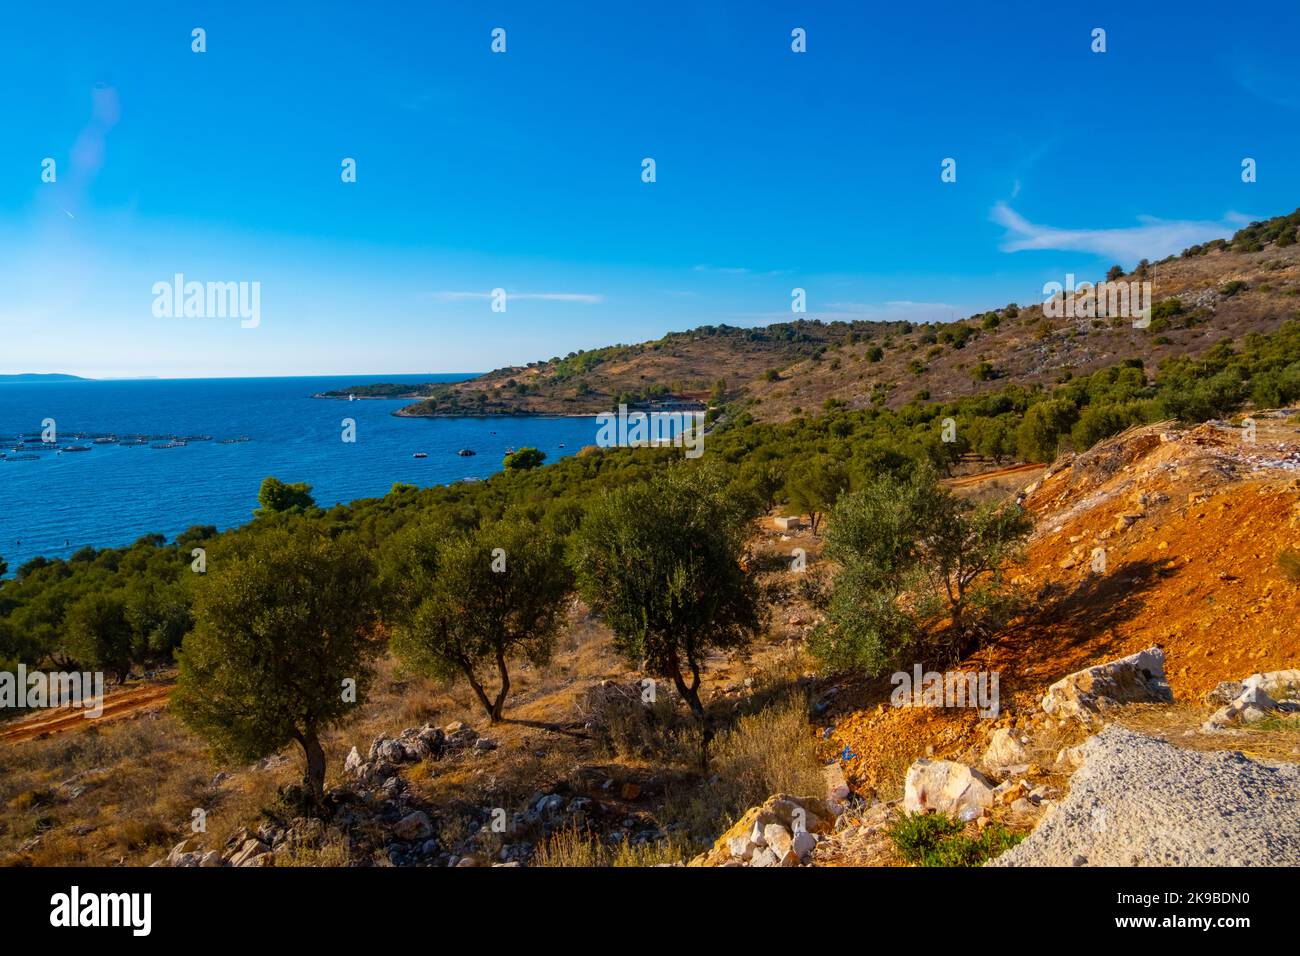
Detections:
[0, 710, 292, 866]
[662, 692, 825, 844]
[532, 824, 687, 867]
[1115, 700, 1300, 764]
[0, 595, 835, 867]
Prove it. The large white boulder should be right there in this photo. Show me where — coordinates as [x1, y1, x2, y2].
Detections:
[903, 759, 996, 821]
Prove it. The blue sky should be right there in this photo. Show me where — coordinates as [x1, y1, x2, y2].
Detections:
[1, 1, 1298, 378]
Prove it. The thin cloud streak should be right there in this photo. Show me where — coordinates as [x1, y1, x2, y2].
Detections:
[692, 264, 792, 277]
[428, 291, 604, 304]
[992, 203, 1248, 264]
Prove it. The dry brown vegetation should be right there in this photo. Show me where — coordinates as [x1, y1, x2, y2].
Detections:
[0, 567, 829, 866]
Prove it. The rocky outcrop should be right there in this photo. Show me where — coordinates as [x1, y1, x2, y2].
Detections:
[161, 817, 340, 868]
[1202, 669, 1300, 731]
[691, 794, 834, 867]
[1040, 647, 1172, 728]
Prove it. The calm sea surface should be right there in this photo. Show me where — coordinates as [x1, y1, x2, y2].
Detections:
[0, 376, 600, 570]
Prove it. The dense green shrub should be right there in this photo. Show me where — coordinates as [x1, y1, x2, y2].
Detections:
[809, 467, 1030, 674]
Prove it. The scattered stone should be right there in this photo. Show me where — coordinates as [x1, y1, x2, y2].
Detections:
[983, 727, 1030, 771]
[692, 794, 835, 866]
[1055, 745, 1087, 771]
[393, 811, 433, 842]
[823, 761, 851, 810]
[903, 759, 995, 821]
[763, 823, 793, 858]
[228, 838, 270, 867]
[344, 746, 365, 776]
[1040, 647, 1173, 728]
[1203, 669, 1300, 731]
[727, 834, 756, 861]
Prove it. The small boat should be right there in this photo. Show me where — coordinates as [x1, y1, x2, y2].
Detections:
[218, 436, 251, 444]
[151, 441, 184, 449]
[457, 448, 476, 457]
[93, 436, 117, 444]
[558, 443, 565, 448]
[63, 445, 92, 452]
[413, 452, 428, 459]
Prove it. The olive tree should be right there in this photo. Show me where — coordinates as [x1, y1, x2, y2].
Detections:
[256, 476, 316, 515]
[63, 590, 134, 684]
[172, 527, 380, 803]
[572, 462, 761, 764]
[810, 465, 1031, 674]
[390, 518, 572, 722]
[785, 455, 850, 534]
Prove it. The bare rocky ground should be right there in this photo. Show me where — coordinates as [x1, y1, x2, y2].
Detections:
[701, 418, 1300, 867]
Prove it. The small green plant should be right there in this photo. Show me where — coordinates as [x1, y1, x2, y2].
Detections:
[887, 812, 1022, 866]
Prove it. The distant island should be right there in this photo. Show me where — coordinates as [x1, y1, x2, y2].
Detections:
[0, 373, 90, 383]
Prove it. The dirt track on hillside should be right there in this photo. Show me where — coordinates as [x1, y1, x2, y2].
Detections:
[943, 462, 1045, 489]
[0, 681, 172, 745]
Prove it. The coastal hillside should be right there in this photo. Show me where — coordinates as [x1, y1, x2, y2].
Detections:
[748, 215, 1300, 421]
[328, 211, 1300, 422]
[3, 414, 1297, 868]
[323, 322, 913, 416]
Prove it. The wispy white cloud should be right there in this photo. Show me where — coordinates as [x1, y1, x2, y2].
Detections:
[992, 203, 1248, 264]
[1232, 60, 1300, 111]
[428, 290, 604, 304]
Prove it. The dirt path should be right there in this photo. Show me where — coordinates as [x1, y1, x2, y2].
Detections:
[943, 461, 1045, 489]
[0, 681, 172, 745]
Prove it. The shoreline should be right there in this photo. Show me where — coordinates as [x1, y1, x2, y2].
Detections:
[391, 407, 601, 419]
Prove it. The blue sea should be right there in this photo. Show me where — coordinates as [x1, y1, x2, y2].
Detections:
[0, 376, 601, 571]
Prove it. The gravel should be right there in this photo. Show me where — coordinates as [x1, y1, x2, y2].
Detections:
[989, 725, 1300, 866]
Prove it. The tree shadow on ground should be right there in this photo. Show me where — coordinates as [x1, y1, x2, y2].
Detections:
[981, 557, 1176, 693]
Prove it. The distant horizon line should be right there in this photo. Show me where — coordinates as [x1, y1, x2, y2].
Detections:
[0, 371, 484, 382]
